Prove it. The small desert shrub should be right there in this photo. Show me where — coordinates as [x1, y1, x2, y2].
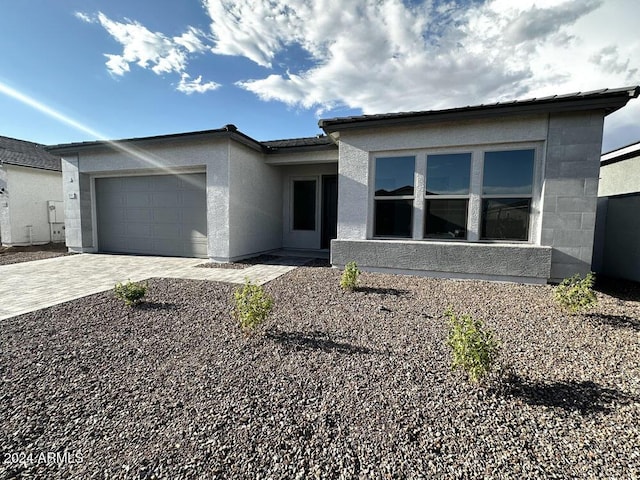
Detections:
[340, 261, 360, 291]
[233, 279, 273, 334]
[555, 272, 597, 313]
[114, 280, 147, 306]
[446, 308, 500, 385]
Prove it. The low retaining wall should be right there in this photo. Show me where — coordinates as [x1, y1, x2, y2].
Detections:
[331, 239, 552, 283]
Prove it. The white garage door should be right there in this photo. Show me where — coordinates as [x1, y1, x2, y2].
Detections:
[95, 174, 207, 258]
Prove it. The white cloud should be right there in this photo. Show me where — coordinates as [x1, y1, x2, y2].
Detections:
[74, 11, 93, 23]
[202, 0, 639, 147]
[77, 11, 217, 94]
[78, 1, 640, 147]
[176, 73, 220, 94]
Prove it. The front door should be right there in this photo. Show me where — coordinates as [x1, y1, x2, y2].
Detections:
[321, 175, 338, 249]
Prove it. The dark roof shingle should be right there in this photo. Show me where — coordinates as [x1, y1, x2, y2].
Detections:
[0, 136, 61, 171]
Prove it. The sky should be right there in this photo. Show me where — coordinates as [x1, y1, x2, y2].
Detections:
[0, 0, 638, 152]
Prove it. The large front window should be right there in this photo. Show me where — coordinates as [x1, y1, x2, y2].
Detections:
[481, 149, 534, 241]
[424, 153, 471, 239]
[374, 156, 415, 237]
[371, 147, 538, 242]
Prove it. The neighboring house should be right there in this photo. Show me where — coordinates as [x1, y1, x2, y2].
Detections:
[593, 140, 640, 282]
[47, 86, 639, 284]
[0, 136, 65, 246]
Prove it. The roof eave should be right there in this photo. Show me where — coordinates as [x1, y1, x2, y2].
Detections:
[264, 143, 338, 154]
[319, 89, 639, 133]
[46, 127, 265, 155]
[1, 161, 61, 172]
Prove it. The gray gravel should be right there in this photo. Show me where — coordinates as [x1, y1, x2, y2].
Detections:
[195, 254, 282, 269]
[0, 243, 71, 266]
[1, 264, 639, 479]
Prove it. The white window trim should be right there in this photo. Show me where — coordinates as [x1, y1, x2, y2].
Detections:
[424, 151, 473, 241]
[371, 154, 417, 239]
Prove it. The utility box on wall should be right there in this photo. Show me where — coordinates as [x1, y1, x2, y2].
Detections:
[47, 200, 65, 243]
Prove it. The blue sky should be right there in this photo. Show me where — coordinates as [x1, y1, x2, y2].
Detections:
[1, 0, 638, 152]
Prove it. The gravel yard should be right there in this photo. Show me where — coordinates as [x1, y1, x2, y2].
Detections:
[1, 264, 638, 479]
[0, 243, 70, 266]
[196, 255, 282, 270]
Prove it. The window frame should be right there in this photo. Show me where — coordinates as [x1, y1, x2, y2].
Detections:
[368, 143, 542, 244]
[424, 152, 473, 240]
[372, 155, 416, 239]
[479, 148, 537, 242]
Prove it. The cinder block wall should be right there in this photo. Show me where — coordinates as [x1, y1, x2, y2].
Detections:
[541, 112, 604, 281]
[62, 155, 94, 251]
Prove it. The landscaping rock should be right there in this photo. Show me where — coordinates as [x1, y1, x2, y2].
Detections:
[0, 265, 638, 478]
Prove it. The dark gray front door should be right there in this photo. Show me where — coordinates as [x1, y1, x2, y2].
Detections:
[321, 175, 338, 249]
[95, 174, 207, 258]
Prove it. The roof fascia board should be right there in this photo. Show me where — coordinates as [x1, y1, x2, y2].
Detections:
[263, 143, 338, 154]
[3, 162, 61, 173]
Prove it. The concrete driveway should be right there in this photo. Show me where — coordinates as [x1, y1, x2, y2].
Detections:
[0, 253, 305, 320]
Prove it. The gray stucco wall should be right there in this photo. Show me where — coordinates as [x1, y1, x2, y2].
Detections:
[0, 167, 10, 244]
[0, 166, 63, 246]
[598, 154, 640, 197]
[61, 137, 229, 257]
[332, 239, 551, 283]
[334, 111, 607, 282]
[540, 112, 604, 281]
[62, 155, 94, 251]
[227, 142, 282, 260]
[281, 163, 338, 250]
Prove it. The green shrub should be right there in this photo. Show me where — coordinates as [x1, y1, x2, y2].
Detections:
[114, 280, 147, 306]
[445, 308, 500, 385]
[340, 261, 360, 291]
[554, 272, 597, 313]
[233, 279, 273, 335]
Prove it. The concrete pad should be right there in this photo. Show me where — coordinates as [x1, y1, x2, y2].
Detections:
[0, 254, 302, 320]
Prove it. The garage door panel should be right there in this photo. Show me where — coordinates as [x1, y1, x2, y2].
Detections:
[153, 238, 184, 255]
[182, 191, 205, 207]
[152, 175, 180, 190]
[96, 174, 207, 258]
[153, 208, 180, 223]
[126, 223, 153, 237]
[125, 192, 152, 207]
[99, 206, 125, 223]
[125, 208, 153, 222]
[153, 223, 181, 239]
[179, 175, 206, 190]
[121, 177, 151, 191]
[98, 190, 125, 206]
[152, 192, 181, 207]
[182, 208, 206, 227]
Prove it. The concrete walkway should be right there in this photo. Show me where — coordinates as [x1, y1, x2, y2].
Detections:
[0, 253, 309, 321]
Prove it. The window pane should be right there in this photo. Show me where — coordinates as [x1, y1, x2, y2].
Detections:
[481, 198, 531, 241]
[375, 156, 415, 196]
[425, 199, 468, 239]
[293, 180, 316, 230]
[374, 199, 413, 237]
[483, 149, 534, 195]
[426, 153, 471, 195]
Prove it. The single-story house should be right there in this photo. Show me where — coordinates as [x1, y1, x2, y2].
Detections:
[0, 136, 65, 246]
[593, 140, 640, 282]
[47, 86, 639, 284]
